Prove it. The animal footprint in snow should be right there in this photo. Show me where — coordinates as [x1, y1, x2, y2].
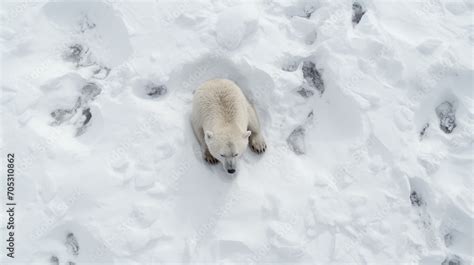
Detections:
[146, 84, 167, 98]
[63, 44, 93, 67]
[51, 108, 77, 126]
[302, 61, 324, 93]
[408, 178, 434, 228]
[287, 111, 314, 155]
[78, 14, 96, 33]
[409, 191, 425, 207]
[132, 78, 168, 99]
[50, 82, 101, 136]
[75, 108, 92, 136]
[92, 65, 111, 79]
[66, 232, 80, 256]
[50, 256, 59, 265]
[441, 254, 461, 265]
[50, 82, 101, 125]
[301, 5, 316, 19]
[436, 101, 456, 134]
[63, 43, 111, 79]
[48, 232, 80, 265]
[287, 126, 306, 155]
[419, 123, 430, 140]
[297, 61, 325, 97]
[80, 83, 102, 102]
[352, 2, 366, 25]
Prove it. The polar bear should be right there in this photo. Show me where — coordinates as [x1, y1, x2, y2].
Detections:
[191, 79, 266, 174]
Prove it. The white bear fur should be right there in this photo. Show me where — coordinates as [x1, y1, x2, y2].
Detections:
[191, 79, 266, 174]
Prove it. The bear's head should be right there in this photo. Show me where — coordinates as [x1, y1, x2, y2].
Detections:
[204, 128, 251, 174]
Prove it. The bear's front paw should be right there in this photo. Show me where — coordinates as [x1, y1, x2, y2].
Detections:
[250, 136, 266, 154]
[204, 150, 219, 164]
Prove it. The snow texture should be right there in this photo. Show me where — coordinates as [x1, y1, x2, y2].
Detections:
[0, 0, 473, 264]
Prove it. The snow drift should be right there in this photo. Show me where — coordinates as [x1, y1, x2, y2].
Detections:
[0, 0, 472, 264]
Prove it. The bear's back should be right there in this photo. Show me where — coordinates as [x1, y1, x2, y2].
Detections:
[194, 79, 248, 126]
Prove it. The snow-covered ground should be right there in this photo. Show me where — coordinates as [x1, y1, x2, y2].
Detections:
[1, 0, 473, 264]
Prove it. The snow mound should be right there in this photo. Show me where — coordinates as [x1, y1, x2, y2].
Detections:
[1, 0, 472, 264]
[215, 5, 259, 50]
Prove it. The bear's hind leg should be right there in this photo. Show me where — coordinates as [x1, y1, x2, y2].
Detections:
[247, 104, 267, 154]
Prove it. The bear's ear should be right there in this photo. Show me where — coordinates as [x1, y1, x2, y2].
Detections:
[205, 131, 214, 140]
[243, 131, 251, 138]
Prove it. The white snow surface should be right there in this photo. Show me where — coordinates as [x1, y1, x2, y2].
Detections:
[0, 0, 473, 264]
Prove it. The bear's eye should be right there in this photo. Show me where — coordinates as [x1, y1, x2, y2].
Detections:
[233, 154, 238, 157]
[220, 154, 225, 157]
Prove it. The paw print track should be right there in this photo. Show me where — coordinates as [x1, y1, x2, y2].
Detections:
[352, 2, 366, 25]
[92, 65, 111, 79]
[287, 126, 306, 155]
[63, 44, 93, 68]
[50, 82, 101, 136]
[48, 232, 80, 265]
[66, 232, 80, 256]
[410, 191, 425, 207]
[146, 84, 167, 98]
[50, 256, 59, 265]
[75, 108, 92, 136]
[80, 83, 102, 102]
[297, 61, 325, 97]
[51, 108, 77, 126]
[132, 79, 168, 100]
[302, 61, 324, 94]
[62, 43, 111, 79]
[287, 111, 313, 155]
[419, 123, 430, 140]
[303, 5, 316, 19]
[78, 14, 96, 33]
[444, 232, 453, 247]
[297, 87, 315, 98]
[441, 254, 461, 265]
[436, 101, 456, 134]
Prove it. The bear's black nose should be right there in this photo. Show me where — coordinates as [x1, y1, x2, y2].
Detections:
[227, 169, 236, 174]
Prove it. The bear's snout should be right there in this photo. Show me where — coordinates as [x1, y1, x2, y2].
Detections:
[224, 158, 237, 174]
